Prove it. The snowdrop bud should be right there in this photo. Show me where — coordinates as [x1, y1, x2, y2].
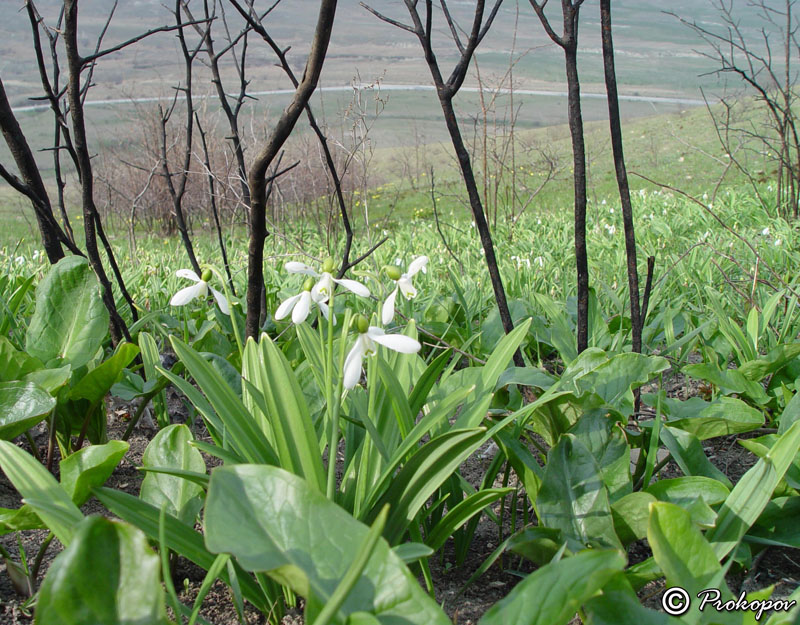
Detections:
[385, 265, 402, 281]
[356, 314, 369, 334]
[302, 277, 315, 291]
[322, 257, 335, 273]
[201, 269, 212, 282]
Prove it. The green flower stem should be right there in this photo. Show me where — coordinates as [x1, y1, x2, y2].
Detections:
[325, 290, 339, 500]
[211, 266, 243, 356]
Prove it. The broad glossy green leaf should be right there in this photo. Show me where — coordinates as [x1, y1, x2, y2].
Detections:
[0, 504, 43, 535]
[646, 476, 729, 507]
[140, 424, 205, 526]
[0, 336, 42, 381]
[204, 465, 450, 624]
[391, 543, 434, 565]
[506, 527, 564, 566]
[648, 502, 722, 596]
[666, 397, 764, 440]
[707, 420, 800, 559]
[26, 256, 109, 368]
[584, 572, 677, 625]
[659, 426, 732, 488]
[537, 434, 622, 550]
[478, 549, 625, 625]
[571, 353, 669, 416]
[23, 365, 71, 394]
[35, 516, 169, 625]
[60, 440, 129, 506]
[70, 343, 139, 404]
[0, 440, 82, 545]
[94, 487, 270, 613]
[611, 492, 656, 546]
[569, 409, 631, 502]
[683, 362, 770, 404]
[739, 343, 800, 381]
[0, 381, 55, 440]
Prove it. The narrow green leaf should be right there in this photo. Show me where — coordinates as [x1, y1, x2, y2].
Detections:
[426, 488, 513, 551]
[707, 420, 800, 559]
[0, 440, 83, 545]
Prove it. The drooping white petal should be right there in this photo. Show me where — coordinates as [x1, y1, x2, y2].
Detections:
[170, 281, 205, 306]
[407, 256, 428, 277]
[275, 293, 302, 320]
[367, 327, 421, 353]
[312, 273, 334, 301]
[343, 337, 367, 389]
[210, 286, 230, 315]
[397, 276, 417, 299]
[382, 286, 399, 325]
[285, 261, 319, 277]
[292, 291, 312, 324]
[317, 301, 337, 326]
[333, 277, 371, 297]
[176, 269, 201, 282]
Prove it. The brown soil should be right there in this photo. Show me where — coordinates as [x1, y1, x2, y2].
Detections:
[2, 365, 799, 624]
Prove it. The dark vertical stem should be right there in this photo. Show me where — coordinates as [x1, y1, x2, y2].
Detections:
[0, 80, 65, 263]
[196, 113, 236, 295]
[601, 0, 640, 353]
[440, 94, 524, 367]
[564, 39, 589, 353]
[245, 0, 338, 338]
[64, 0, 129, 344]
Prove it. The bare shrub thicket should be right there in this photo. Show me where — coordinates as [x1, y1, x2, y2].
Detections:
[673, 0, 800, 219]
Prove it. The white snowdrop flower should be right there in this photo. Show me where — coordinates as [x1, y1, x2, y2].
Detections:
[762, 227, 770, 236]
[679, 156, 685, 163]
[601, 199, 607, 205]
[775, 239, 782, 246]
[32, 250, 40, 261]
[701, 231, 710, 241]
[607, 225, 617, 236]
[662, 209, 667, 215]
[275, 277, 330, 324]
[285, 258, 370, 303]
[609, 208, 615, 214]
[534, 256, 544, 268]
[343, 316, 421, 389]
[15, 256, 25, 265]
[537, 218, 542, 225]
[382, 256, 428, 325]
[170, 269, 230, 315]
